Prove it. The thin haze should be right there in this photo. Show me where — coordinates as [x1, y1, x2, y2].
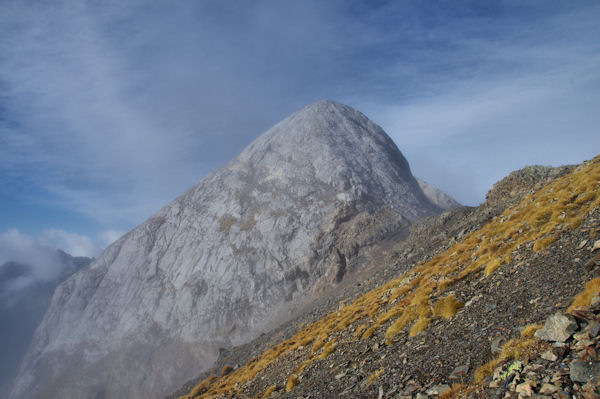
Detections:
[1, 1, 599, 264]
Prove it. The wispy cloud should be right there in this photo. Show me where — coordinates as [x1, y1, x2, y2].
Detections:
[38, 229, 101, 258]
[98, 229, 126, 247]
[0, 228, 100, 306]
[0, 1, 343, 229]
[356, 4, 600, 205]
[0, 1, 599, 230]
[0, 230, 62, 282]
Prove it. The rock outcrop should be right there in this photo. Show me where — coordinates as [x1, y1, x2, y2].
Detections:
[11, 100, 442, 399]
[416, 178, 461, 210]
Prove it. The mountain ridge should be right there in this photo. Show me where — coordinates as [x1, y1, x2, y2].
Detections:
[11, 100, 443, 399]
[172, 156, 600, 398]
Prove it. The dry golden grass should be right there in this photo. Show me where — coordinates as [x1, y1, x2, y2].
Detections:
[354, 324, 367, 338]
[181, 155, 600, 398]
[520, 324, 542, 339]
[316, 340, 337, 360]
[439, 383, 472, 399]
[285, 374, 299, 392]
[484, 258, 503, 275]
[533, 235, 558, 252]
[433, 294, 464, 319]
[473, 323, 542, 383]
[311, 334, 328, 353]
[366, 368, 384, 386]
[409, 315, 431, 336]
[261, 385, 277, 399]
[568, 277, 600, 312]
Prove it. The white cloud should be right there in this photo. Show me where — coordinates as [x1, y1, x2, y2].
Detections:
[0, 228, 101, 306]
[0, 229, 61, 281]
[38, 229, 101, 258]
[0, 1, 599, 228]
[98, 230, 126, 247]
[357, 7, 600, 206]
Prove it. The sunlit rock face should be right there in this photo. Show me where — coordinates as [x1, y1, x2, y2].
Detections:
[11, 100, 441, 399]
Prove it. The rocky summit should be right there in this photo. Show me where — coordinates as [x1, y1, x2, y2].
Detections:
[10, 100, 443, 399]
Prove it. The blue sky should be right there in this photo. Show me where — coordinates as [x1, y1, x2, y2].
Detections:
[1, 1, 599, 269]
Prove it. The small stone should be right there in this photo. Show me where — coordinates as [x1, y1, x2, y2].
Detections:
[335, 372, 346, 380]
[426, 384, 451, 395]
[535, 313, 578, 342]
[541, 350, 558, 362]
[569, 360, 600, 383]
[577, 240, 589, 250]
[415, 393, 427, 399]
[515, 381, 534, 396]
[592, 240, 600, 251]
[591, 295, 600, 307]
[585, 321, 600, 337]
[450, 364, 470, 379]
[491, 336, 506, 354]
[539, 383, 559, 394]
[582, 391, 600, 399]
[403, 384, 419, 394]
[574, 332, 591, 341]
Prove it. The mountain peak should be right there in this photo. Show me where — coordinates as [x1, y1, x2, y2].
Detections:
[11, 102, 441, 399]
[233, 100, 428, 218]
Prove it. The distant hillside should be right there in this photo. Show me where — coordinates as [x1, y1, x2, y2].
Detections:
[0, 251, 92, 398]
[416, 178, 461, 211]
[173, 155, 599, 398]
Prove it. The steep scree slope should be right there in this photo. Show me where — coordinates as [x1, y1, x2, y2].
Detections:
[10, 100, 440, 399]
[175, 155, 600, 399]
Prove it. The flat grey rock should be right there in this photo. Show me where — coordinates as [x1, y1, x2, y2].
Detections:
[569, 360, 600, 383]
[534, 312, 578, 343]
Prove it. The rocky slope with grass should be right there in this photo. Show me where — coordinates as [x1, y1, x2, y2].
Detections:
[172, 156, 600, 399]
[10, 100, 444, 399]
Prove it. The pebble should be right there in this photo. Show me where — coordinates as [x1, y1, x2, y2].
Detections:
[540, 383, 559, 394]
[426, 383, 451, 395]
[540, 350, 558, 362]
[515, 380, 534, 396]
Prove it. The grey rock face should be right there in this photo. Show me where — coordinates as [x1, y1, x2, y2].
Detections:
[11, 100, 440, 399]
[535, 312, 578, 342]
[416, 178, 461, 211]
[569, 360, 600, 383]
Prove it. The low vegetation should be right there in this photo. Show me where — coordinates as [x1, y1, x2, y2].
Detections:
[180, 156, 600, 398]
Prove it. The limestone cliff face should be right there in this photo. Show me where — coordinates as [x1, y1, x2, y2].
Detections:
[11, 100, 441, 399]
